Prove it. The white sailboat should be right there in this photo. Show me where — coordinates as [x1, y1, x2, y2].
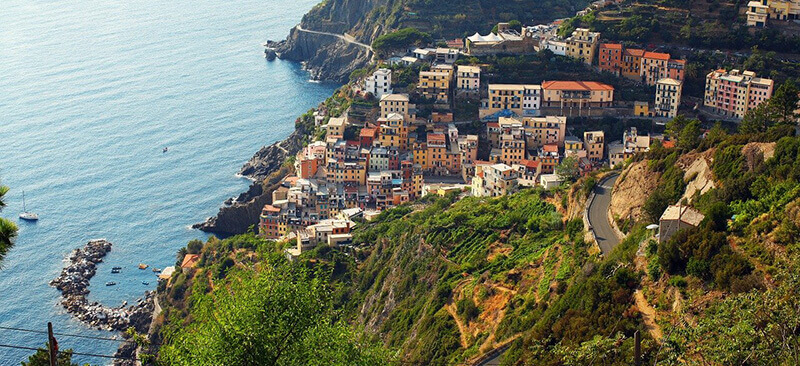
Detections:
[19, 191, 39, 221]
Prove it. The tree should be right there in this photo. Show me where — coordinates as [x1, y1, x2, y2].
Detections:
[22, 344, 80, 366]
[556, 156, 580, 182]
[159, 264, 392, 365]
[770, 80, 800, 125]
[677, 119, 701, 151]
[0, 182, 18, 265]
[739, 102, 774, 134]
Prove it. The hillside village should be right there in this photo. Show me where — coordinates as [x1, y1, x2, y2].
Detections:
[253, 2, 799, 260]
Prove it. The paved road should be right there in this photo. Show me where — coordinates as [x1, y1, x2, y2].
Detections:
[588, 173, 621, 255]
[295, 26, 373, 52]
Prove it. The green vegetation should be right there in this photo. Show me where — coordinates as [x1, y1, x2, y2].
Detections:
[0, 181, 18, 265]
[21, 345, 81, 366]
[372, 28, 431, 55]
[157, 234, 392, 365]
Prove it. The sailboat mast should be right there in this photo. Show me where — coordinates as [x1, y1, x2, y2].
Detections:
[22, 191, 26, 212]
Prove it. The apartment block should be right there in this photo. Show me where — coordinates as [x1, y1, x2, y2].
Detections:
[419, 69, 453, 104]
[748, 0, 770, 27]
[583, 130, 605, 162]
[379, 93, 416, 122]
[565, 28, 600, 65]
[641, 52, 686, 86]
[767, 0, 800, 21]
[364, 68, 392, 99]
[456, 65, 481, 93]
[483, 163, 518, 197]
[541, 81, 614, 116]
[622, 48, 645, 80]
[598, 43, 623, 75]
[704, 69, 774, 119]
[655, 78, 683, 118]
[480, 84, 541, 119]
[521, 115, 567, 148]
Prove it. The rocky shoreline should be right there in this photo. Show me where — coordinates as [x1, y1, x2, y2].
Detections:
[192, 124, 309, 236]
[50, 239, 154, 333]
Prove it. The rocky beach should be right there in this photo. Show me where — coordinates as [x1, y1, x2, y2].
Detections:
[50, 239, 154, 333]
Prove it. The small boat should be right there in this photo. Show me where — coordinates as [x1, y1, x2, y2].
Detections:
[163, 147, 168, 153]
[138, 263, 148, 270]
[105, 282, 116, 286]
[142, 281, 150, 286]
[19, 191, 39, 221]
[152, 268, 161, 273]
[111, 268, 121, 274]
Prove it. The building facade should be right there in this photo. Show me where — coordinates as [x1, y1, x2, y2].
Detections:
[364, 68, 393, 99]
[654, 78, 682, 118]
[704, 69, 774, 119]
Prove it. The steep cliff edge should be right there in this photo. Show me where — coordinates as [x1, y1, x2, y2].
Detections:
[274, 0, 589, 81]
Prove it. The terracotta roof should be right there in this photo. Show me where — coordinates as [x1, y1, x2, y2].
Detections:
[624, 48, 645, 57]
[520, 159, 540, 169]
[427, 133, 446, 143]
[487, 122, 500, 128]
[181, 254, 200, 269]
[662, 140, 676, 149]
[541, 81, 614, 91]
[543, 144, 559, 153]
[669, 58, 686, 65]
[262, 204, 281, 213]
[643, 51, 670, 61]
[360, 127, 378, 138]
[601, 43, 622, 49]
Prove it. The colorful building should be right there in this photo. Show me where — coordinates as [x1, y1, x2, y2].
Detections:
[541, 81, 614, 116]
[598, 43, 623, 75]
[565, 28, 600, 65]
[704, 69, 774, 119]
[583, 130, 605, 162]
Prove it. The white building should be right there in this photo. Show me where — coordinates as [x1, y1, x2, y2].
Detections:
[364, 68, 393, 99]
[654, 78, 682, 118]
[456, 65, 481, 93]
[541, 38, 568, 56]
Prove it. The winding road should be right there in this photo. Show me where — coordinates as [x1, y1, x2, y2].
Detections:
[295, 26, 373, 52]
[587, 173, 622, 255]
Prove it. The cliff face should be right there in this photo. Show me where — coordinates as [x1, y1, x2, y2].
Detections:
[275, 0, 589, 81]
[276, 28, 373, 82]
[193, 127, 304, 236]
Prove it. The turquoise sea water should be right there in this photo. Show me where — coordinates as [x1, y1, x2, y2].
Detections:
[0, 0, 337, 363]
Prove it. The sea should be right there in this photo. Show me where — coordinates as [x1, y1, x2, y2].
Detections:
[0, 0, 338, 363]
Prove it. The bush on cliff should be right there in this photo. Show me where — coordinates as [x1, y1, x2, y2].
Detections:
[372, 28, 431, 54]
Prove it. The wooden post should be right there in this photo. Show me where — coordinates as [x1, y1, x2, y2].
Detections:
[634, 330, 641, 366]
[47, 322, 57, 366]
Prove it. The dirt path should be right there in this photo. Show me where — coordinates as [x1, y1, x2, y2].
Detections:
[445, 302, 470, 348]
[634, 290, 663, 342]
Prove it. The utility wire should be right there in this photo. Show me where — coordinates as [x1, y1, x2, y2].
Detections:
[0, 344, 136, 361]
[0, 325, 162, 345]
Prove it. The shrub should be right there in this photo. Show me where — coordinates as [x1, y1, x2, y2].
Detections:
[668, 275, 687, 288]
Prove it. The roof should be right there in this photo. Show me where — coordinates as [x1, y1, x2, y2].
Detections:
[600, 43, 622, 49]
[458, 65, 481, 73]
[624, 48, 646, 57]
[262, 204, 281, 213]
[360, 127, 378, 138]
[657, 78, 682, 86]
[468, 32, 504, 43]
[520, 159, 540, 169]
[541, 81, 614, 91]
[643, 51, 671, 61]
[660, 205, 705, 227]
[181, 254, 201, 269]
[427, 133, 446, 143]
[543, 144, 559, 153]
[380, 93, 409, 102]
[490, 163, 514, 172]
[327, 117, 346, 127]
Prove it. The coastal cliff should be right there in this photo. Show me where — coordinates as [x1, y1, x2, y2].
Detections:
[273, 0, 589, 81]
[192, 129, 302, 236]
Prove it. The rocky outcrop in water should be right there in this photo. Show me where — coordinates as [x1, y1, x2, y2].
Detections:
[50, 239, 154, 332]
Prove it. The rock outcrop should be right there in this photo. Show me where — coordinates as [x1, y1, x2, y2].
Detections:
[273, 29, 372, 82]
[610, 161, 662, 223]
[193, 128, 304, 236]
[50, 239, 154, 332]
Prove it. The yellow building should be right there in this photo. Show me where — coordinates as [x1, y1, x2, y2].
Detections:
[419, 69, 452, 103]
[583, 131, 605, 162]
[565, 28, 600, 65]
[326, 117, 347, 139]
[634, 101, 651, 117]
[379, 93, 416, 122]
[378, 113, 409, 151]
[521, 115, 567, 148]
[480, 84, 541, 119]
[767, 0, 800, 21]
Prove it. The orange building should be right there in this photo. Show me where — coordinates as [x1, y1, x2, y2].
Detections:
[598, 43, 623, 75]
[622, 48, 645, 80]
